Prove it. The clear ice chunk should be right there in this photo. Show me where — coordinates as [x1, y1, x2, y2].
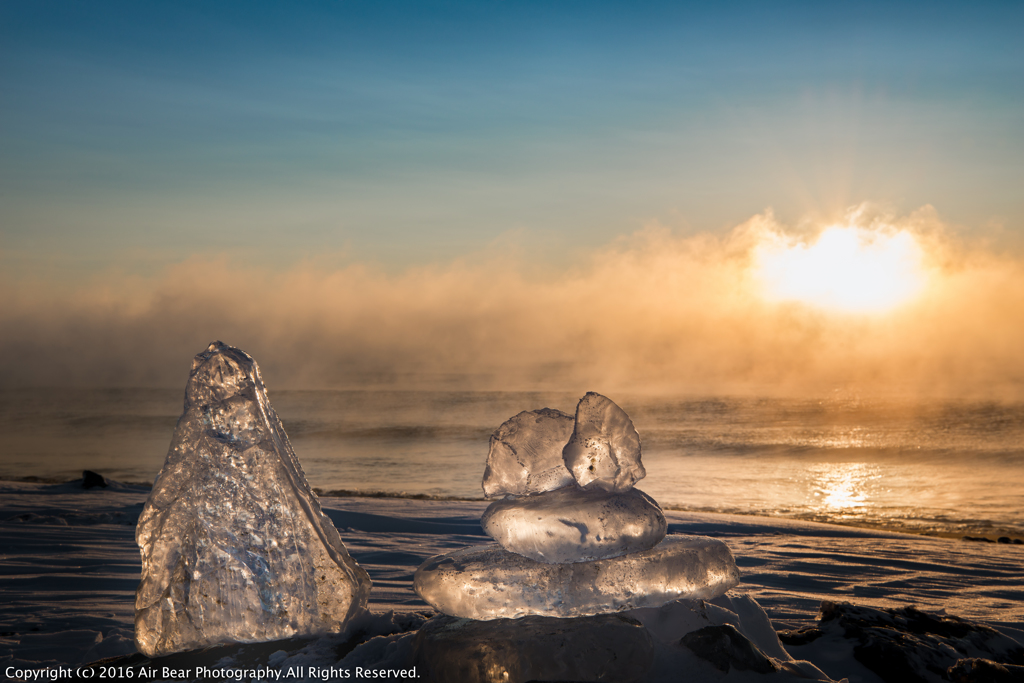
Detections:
[481, 408, 575, 499]
[413, 535, 739, 620]
[562, 392, 645, 492]
[134, 342, 371, 657]
[414, 613, 654, 683]
[480, 486, 666, 563]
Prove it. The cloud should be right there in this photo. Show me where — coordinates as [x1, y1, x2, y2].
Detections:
[2, 206, 1023, 397]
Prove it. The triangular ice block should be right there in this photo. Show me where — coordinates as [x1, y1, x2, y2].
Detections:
[134, 342, 370, 657]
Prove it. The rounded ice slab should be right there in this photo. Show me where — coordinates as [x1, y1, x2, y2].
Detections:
[481, 487, 667, 563]
[413, 535, 740, 620]
[562, 392, 645, 492]
[482, 408, 575, 499]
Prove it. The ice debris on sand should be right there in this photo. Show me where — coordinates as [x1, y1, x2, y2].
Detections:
[415, 392, 737, 621]
[134, 341, 370, 657]
[779, 601, 1024, 683]
[412, 392, 747, 681]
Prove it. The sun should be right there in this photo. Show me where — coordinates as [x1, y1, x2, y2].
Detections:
[754, 226, 926, 313]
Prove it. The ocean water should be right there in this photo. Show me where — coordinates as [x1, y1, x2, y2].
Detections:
[1, 387, 1022, 539]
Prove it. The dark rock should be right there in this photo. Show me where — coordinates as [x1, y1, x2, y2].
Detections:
[966, 535, 1024, 545]
[816, 601, 1024, 683]
[680, 624, 777, 674]
[948, 658, 1024, 683]
[81, 470, 108, 489]
[414, 613, 654, 683]
[778, 626, 824, 646]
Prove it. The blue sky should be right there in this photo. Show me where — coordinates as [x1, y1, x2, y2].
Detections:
[2, 0, 1023, 275]
[3, 1, 1024, 392]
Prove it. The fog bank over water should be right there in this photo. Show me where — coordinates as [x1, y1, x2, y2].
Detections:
[3, 206, 1023, 397]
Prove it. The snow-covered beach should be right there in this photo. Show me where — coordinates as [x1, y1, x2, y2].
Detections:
[2, 478, 1022, 682]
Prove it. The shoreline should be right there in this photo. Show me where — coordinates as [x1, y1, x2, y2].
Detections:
[3, 475, 1022, 545]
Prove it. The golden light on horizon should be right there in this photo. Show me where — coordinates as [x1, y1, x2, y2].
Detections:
[754, 226, 926, 314]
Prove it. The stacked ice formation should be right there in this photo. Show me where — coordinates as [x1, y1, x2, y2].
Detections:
[414, 392, 740, 620]
[134, 342, 371, 657]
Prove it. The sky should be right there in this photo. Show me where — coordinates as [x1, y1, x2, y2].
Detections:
[2, 1, 1024, 394]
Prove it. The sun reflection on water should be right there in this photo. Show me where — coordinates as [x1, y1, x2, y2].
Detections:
[809, 463, 882, 511]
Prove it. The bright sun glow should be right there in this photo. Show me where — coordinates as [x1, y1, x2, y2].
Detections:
[754, 226, 926, 313]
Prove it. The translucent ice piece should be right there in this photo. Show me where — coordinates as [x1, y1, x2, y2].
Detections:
[480, 486, 666, 563]
[134, 342, 371, 657]
[413, 535, 739, 620]
[414, 613, 654, 683]
[481, 408, 575, 499]
[562, 392, 645, 492]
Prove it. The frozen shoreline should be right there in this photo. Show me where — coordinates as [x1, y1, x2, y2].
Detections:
[6, 474, 1022, 544]
[1, 480, 1022, 680]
